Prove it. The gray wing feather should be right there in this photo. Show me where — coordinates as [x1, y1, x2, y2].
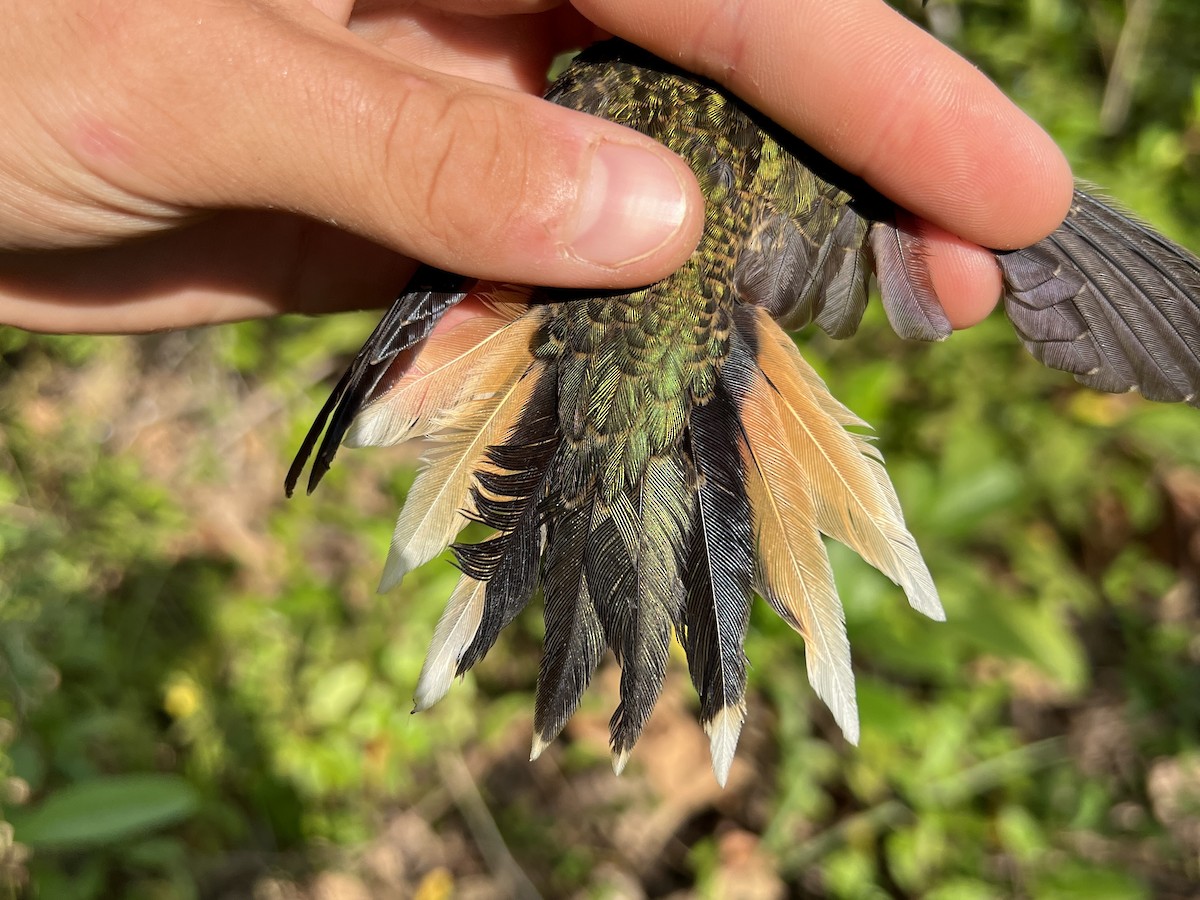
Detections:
[734, 202, 871, 339]
[1000, 188, 1200, 404]
[868, 220, 953, 342]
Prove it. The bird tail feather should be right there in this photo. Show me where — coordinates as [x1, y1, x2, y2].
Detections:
[322, 296, 939, 779]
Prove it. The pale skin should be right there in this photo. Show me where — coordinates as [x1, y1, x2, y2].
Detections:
[0, 0, 1072, 335]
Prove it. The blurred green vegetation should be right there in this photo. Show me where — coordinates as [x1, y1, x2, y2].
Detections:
[4, 1, 1200, 897]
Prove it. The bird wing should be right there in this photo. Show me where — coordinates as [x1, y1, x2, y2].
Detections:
[742, 124, 1200, 404]
[999, 188, 1200, 404]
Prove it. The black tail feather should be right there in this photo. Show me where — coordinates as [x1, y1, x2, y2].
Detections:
[609, 453, 691, 757]
[452, 367, 560, 674]
[285, 266, 468, 496]
[682, 377, 755, 728]
[533, 495, 605, 750]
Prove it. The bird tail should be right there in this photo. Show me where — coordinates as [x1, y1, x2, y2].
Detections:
[340, 291, 941, 784]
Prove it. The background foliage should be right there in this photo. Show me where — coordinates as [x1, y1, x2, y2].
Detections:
[4, 1, 1200, 896]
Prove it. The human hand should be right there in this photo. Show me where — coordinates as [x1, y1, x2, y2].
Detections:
[583, 0, 1074, 329]
[0, 0, 1070, 334]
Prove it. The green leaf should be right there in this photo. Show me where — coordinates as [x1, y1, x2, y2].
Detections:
[11, 774, 199, 850]
[1034, 861, 1149, 900]
[305, 660, 370, 726]
[926, 462, 1025, 534]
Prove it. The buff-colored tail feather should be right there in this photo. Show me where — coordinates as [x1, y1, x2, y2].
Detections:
[739, 359, 859, 743]
[753, 310, 943, 621]
[346, 304, 539, 450]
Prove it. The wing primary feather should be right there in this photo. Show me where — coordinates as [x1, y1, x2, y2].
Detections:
[812, 208, 871, 339]
[1001, 187, 1200, 404]
[280, 38, 1065, 780]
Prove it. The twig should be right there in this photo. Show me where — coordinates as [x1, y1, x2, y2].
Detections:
[1100, 0, 1162, 135]
[436, 752, 542, 900]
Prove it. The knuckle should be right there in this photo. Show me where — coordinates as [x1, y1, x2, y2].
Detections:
[383, 85, 536, 261]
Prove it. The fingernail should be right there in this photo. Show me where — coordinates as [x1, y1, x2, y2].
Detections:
[567, 140, 690, 268]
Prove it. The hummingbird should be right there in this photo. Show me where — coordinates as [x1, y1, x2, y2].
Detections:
[287, 39, 1200, 784]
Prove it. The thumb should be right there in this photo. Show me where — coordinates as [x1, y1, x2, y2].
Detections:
[77, 3, 704, 288]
